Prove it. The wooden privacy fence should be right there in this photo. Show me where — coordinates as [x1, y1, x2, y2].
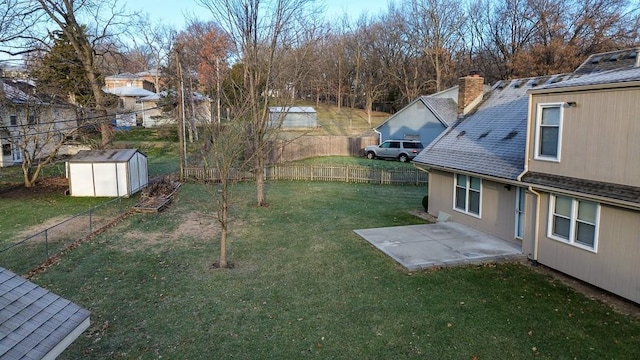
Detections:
[268, 135, 379, 163]
[184, 164, 428, 185]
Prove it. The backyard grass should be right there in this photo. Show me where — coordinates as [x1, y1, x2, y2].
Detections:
[23, 181, 640, 359]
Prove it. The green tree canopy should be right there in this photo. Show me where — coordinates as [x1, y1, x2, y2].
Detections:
[30, 29, 99, 107]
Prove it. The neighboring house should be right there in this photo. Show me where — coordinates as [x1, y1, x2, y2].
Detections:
[104, 86, 211, 128]
[0, 80, 78, 167]
[0, 266, 90, 359]
[374, 81, 492, 146]
[104, 86, 163, 128]
[104, 72, 156, 93]
[374, 96, 457, 146]
[413, 48, 640, 304]
[268, 106, 317, 129]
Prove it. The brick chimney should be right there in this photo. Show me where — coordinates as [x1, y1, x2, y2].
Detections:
[457, 73, 484, 115]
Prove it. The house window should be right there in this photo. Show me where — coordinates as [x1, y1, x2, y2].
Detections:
[2, 143, 10, 156]
[535, 103, 563, 161]
[10, 116, 17, 126]
[454, 174, 481, 216]
[27, 115, 37, 125]
[380, 141, 400, 149]
[548, 195, 599, 251]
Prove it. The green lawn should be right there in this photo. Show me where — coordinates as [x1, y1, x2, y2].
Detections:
[23, 181, 639, 359]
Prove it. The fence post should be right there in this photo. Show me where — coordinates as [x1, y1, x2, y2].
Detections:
[44, 229, 49, 259]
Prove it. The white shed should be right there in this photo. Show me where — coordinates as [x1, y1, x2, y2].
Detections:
[268, 106, 317, 129]
[66, 149, 148, 197]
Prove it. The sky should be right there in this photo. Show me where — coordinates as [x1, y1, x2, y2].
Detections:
[0, 0, 392, 66]
[128, 0, 393, 29]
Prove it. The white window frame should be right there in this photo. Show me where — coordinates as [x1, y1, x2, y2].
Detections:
[547, 194, 599, 253]
[453, 174, 482, 218]
[534, 103, 564, 162]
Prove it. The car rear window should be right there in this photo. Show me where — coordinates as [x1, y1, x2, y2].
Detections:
[403, 142, 423, 149]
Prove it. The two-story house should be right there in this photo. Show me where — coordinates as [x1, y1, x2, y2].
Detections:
[521, 49, 640, 303]
[413, 48, 640, 304]
[1, 80, 78, 167]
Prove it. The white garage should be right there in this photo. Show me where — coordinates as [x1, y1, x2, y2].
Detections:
[66, 149, 148, 197]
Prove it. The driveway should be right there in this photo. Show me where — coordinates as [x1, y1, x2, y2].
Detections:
[354, 221, 524, 271]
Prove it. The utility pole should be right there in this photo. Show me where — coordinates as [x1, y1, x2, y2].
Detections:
[176, 49, 187, 179]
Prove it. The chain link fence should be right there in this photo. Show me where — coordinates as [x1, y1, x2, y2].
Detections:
[0, 197, 129, 275]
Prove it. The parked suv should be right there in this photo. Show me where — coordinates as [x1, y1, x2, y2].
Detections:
[364, 140, 424, 162]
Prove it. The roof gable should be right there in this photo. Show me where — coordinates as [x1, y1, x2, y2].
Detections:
[375, 96, 457, 130]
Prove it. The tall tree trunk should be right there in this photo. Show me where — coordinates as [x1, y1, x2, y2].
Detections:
[219, 182, 229, 267]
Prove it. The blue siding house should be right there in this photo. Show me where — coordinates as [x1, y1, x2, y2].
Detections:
[374, 96, 457, 146]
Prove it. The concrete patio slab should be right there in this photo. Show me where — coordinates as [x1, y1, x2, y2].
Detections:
[354, 222, 524, 271]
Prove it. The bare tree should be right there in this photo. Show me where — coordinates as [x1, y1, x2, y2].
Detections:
[28, 0, 136, 147]
[130, 17, 177, 92]
[201, 115, 252, 268]
[404, 0, 467, 92]
[196, 0, 317, 207]
[0, 91, 78, 187]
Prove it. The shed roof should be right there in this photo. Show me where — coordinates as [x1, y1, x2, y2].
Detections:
[68, 149, 144, 163]
[413, 75, 574, 180]
[0, 267, 90, 359]
[269, 106, 316, 113]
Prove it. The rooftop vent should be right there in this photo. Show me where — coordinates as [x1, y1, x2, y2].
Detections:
[478, 131, 490, 140]
[456, 130, 466, 138]
[502, 131, 518, 140]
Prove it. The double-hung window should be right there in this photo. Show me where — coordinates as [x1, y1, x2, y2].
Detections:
[549, 195, 599, 251]
[454, 174, 481, 216]
[535, 103, 563, 161]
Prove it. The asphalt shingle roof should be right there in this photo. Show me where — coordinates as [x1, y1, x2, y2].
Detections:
[413, 75, 573, 180]
[421, 97, 457, 126]
[0, 267, 90, 359]
[573, 48, 639, 74]
[522, 172, 640, 204]
[537, 66, 640, 90]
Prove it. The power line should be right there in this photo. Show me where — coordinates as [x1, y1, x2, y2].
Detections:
[1, 105, 167, 137]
